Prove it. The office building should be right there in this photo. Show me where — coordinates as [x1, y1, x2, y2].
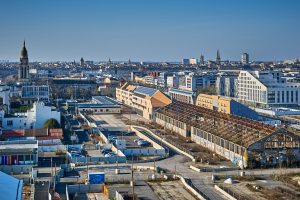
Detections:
[237, 70, 300, 107]
[200, 54, 204, 65]
[241, 53, 249, 64]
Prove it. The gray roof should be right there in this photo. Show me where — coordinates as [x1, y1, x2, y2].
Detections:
[0, 172, 23, 200]
[77, 103, 121, 108]
[92, 96, 120, 105]
[169, 88, 196, 96]
[134, 86, 157, 96]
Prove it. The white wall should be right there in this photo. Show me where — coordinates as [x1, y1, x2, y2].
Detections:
[2, 102, 61, 130]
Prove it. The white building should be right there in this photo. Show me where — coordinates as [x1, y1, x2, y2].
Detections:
[237, 70, 300, 107]
[1, 102, 60, 130]
[166, 75, 179, 88]
[178, 73, 216, 91]
[182, 58, 197, 65]
[0, 85, 11, 112]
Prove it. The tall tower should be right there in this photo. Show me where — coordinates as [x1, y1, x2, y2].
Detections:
[216, 50, 221, 65]
[200, 54, 204, 65]
[80, 57, 84, 66]
[18, 41, 30, 82]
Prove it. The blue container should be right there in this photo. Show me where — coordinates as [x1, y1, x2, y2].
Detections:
[88, 172, 105, 184]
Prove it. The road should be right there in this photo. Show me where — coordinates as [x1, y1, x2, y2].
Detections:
[133, 127, 227, 200]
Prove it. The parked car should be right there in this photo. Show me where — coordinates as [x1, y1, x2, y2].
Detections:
[134, 138, 143, 143]
[137, 140, 151, 147]
[105, 152, 117, 157]
[101, 149, 112, 154]
[124, 131, 135, 136]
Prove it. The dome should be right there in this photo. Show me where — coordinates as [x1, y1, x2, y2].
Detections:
[20, 41, 28, 59]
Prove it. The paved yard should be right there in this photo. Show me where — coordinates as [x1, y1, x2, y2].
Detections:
[148, 180, 199, 200]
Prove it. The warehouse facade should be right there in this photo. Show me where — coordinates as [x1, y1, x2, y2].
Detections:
[155, 101, 300, 168]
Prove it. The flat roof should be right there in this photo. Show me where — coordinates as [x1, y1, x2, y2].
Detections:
[169, 88, 196, 96]
[77, 103, 121, 108]
[92, 96, 120, 105]
[0, 140, 38, 150]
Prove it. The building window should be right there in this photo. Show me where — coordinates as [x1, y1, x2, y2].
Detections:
[287, 91, 289, 103]
[291, 91, 294, 103]
[282, 91, 284, 103]
[7, 120, 13, 126]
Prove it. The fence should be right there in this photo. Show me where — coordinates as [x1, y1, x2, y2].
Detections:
[184, 178, 211, 200]
[216, 185, 251, 200]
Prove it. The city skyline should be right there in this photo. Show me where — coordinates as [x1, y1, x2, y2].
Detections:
[0, 0, 300, 62]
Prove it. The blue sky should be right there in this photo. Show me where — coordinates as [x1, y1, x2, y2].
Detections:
[0, 0, 299, 62]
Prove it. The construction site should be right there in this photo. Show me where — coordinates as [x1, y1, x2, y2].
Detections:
[155, 100, 300, 168]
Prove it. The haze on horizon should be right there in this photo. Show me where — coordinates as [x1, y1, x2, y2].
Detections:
[0, 0, 299, 62]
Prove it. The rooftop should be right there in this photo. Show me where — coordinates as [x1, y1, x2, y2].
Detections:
[157, 100, 278, 147]
[0, 172, 23, 200]
[92, 96, 120, 105]
[134, 86, 157, 96]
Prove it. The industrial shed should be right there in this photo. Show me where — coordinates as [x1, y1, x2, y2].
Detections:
[155, 101, 300, 168]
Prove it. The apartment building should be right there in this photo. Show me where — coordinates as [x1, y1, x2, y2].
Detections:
[116, 83, 171, 120]
[237, 70, 300, 107]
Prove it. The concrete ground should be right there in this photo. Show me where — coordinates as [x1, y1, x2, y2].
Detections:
[148, 180, 199, 200]
[89, 114, 128, 131]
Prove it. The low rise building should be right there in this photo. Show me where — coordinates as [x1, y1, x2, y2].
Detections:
[0, 140, 38, 173]
[1, 102, 60, 130]
[168, 88, 196, 104]
[155, 101, 300, 167]
[77, 96, 121, 114]
[196, 94, 258, 120]
[116, 83, 171, 120]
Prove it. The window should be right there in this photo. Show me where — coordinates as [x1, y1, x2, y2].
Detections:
[287, 91, 289, 102]
[7, 120, 13, 126]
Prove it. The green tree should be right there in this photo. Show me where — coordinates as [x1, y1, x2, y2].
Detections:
[44, 118, 60, 129]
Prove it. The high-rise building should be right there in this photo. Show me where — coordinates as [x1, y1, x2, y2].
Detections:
[216, 50, 221, 65]
[18, 41, 30, 82]
[241, 53, 249, 64]
[200, 54, 204, 65]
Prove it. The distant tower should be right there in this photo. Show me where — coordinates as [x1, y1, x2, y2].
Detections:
[108, 58, 112, 65]
[18, 40, 30, 82]
[241, 53, 249, 65]
[200, 54, 204, 65]
[80, 57, 84, 66]
[128, 58, 131, 64]
[216, 50, 221, 65]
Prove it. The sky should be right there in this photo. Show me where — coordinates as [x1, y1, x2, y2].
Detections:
[0, 0, 300, 62]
